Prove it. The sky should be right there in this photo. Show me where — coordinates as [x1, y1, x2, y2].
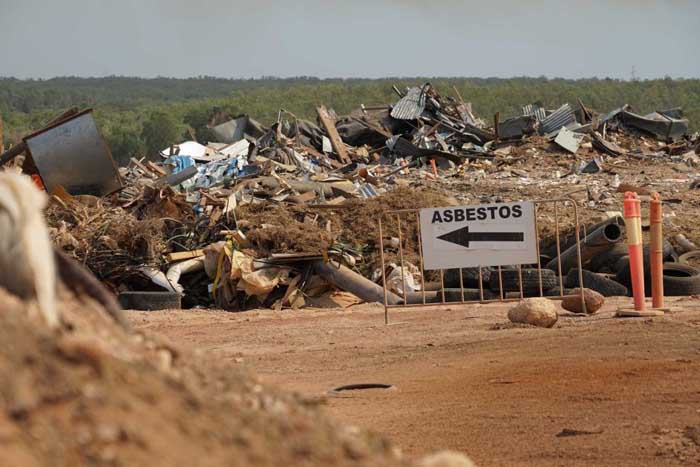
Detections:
[1, 0, 699, 80]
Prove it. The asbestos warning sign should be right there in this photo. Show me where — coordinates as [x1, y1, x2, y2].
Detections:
[419, 202, 538, 270]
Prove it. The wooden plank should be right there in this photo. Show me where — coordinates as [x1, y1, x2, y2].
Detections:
[146, 161, 167, 176]
[317, 105, 351, 164]
[130, 157, 158, 178]
[165, 249, 205, 262]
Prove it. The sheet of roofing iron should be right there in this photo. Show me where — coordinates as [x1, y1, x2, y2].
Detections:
[390, 86, 426, 120]
[522, 104, 547, 122]
[540, 103, 576, 135]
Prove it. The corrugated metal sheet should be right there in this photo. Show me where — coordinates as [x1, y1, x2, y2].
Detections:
[522, 104, 546, 122]
[391, 87, 426, 120]
[358, 183, 379, 198]
[540, 103, 576, 135]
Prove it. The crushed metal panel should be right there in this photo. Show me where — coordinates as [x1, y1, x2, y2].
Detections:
[621, 110, 688, 142]
[24, 110, 122, 196]
[540, 103, 576, 135]
[391, 137, 462, 164]
[554, 127, 584, 154]
[592, 132, 627, 157]
[497, 115, 537, 139]
[391, 86, 426, 120]
[210, 116, 248, 143]
[599, 106, 626, 124]
[658, 107, 683, 119]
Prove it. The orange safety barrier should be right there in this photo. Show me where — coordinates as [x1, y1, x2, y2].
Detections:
[624, 192, 645, 311]
[649, 193, 664, 308]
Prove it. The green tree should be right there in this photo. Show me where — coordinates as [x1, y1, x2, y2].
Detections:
[106, 125, 144, 166]
[141, 110, 181, 160]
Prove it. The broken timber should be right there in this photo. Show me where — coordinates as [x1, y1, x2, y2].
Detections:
[317, 105, 351, 164]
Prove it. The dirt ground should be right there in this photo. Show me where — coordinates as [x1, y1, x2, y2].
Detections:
[0, 289, 409, 467]
[130, 298, 700, 467]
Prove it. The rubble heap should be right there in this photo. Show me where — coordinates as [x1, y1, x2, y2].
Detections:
[3, 83, 698, 310]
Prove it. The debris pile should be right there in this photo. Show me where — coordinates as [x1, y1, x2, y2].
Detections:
[2, 83, 699, 310]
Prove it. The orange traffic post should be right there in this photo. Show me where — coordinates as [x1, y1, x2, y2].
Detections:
[624, 192, 646, 311]
[430, 158, 438, 178]
[649, 192, 664, 309]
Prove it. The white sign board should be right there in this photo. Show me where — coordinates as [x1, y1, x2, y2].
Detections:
[419, 202, 537, 270]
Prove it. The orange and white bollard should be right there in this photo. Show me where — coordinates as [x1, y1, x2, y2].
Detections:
[649, 192, 664, 309]
[430, 158, 438, 178]
[624, 192, 645, 311]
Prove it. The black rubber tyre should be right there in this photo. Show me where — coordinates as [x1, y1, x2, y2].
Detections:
[118, 291, 182, 310]
[615, 241, 676, 288]
[662, 263, 700, 296]
[443, 268, 492, 288]
[403, 288, 496, 304]
[587, 242, 628, 273]
[564, 269, 628, 297]
[489, 268, 558, 294]
[441, 288, 497, 302]
[543, 287, 575, 297]
[679, 250, 700, 266]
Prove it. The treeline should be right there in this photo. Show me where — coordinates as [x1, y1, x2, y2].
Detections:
[1, 76, 699, 165]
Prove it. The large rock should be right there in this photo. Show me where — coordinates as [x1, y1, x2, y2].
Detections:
[561, 288, 605, 314]
[507, 298, 559, 328]
[418, 450, 477, 467]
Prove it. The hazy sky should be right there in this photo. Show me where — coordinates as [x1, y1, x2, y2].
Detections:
[2, 0, 698, 79]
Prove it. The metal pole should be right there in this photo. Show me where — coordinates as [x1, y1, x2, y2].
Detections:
[440, 269, 446, 303]
[497, 266, 504, 300]
[478, 266, 485, 302]
[396, 214, 408, 303]
[534, 203, 544, 297]
[517, 264, 524, 299]
[378, 218, 389, 324]
[570, 199, 587, 313]
[415, 211, 427, 305]
[554, 202, 564, 296]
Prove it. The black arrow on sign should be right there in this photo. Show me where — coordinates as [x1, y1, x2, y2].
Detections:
[437, 226, 524, 248]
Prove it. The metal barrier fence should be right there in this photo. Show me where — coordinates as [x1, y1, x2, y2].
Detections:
[377, 198, 587, 324]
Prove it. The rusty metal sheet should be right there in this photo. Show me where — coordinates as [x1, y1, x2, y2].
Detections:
[24, 110, 122, 196]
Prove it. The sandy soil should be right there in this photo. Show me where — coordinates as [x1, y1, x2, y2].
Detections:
[130, 298, 700, 466]
[0, 289, 408, 467]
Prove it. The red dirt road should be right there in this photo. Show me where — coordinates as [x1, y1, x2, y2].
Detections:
[129, 298, 700, 466]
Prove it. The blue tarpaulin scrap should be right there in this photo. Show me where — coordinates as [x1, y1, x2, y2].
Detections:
[166, 155, 196, 174]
